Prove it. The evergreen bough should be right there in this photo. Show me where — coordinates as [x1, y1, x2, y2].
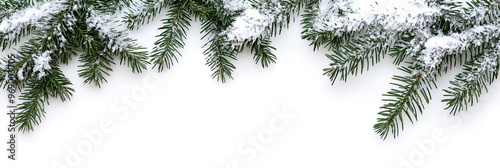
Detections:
[0, 0, 148, 132]
[299, 0, 499, 139]
[1, 0, 498, 140]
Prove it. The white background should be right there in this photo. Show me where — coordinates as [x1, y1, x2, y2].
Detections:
[2, 0, 500, 167]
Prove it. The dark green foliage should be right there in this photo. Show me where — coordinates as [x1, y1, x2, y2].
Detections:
[1, 0, 148, 132]
[0, 0, 35, 50]
[324, 37, 389, 84]
[301, 0, 500, 139]
[300, 0, 352, 50]
[2, 0, 500, 139]
[443, 50, 499, 115]
[375, 65, 436, 139]
[126, 0, 306, 82]
[150, 0, 191, 72]
[248, 37, 277, 68]
[199, 0, 238, 82]
[264, 0, 308, 36]
[16, 67, 74, 132]
[77, 40, 115, 87]
[124, 0, 170, 30]
[389, 33, 415, 65]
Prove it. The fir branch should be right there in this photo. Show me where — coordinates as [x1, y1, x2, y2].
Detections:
[2, 0, 149, 132]
[434, 0, 462, 33]
[0, 25, 34, 51]
[16, 80, 46, 132]
[323, 37, 389, 84]
[300, 0, 354, 50]
[124, 0, 170, 30]
[374, 66, 436, 139]
[151, 0, 191, 71]
[268, 0, 308, 36]
[248, 37, 277, 68]
[423, 24, 500, 75]
[87, 0, 131, 12]
[0, 0, 67, 50]
[86, 5, 149, 74]
[117, 42, 148, 73]
[222, 0, 306, 46]
[204, 39, 237, 83]
[301, 29, 353, 51]
[0, 0, 24, 19]
[389, 32, 416, 65]
[459, 0, 500, 27]
[77, 40, 115, 87]
[443, 50, 499, 114]
[436, 45, 478, 75]
[202, 24, 237, 83]
[201, 3, 238, 83]
[3, 0, 500, 138]
[15, 67, 74, 132]
[301, 0, 354, 50]
[11, 0, 74, 81]
[187, 0, 208, 19]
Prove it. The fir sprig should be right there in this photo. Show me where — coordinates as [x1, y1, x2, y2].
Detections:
[124, 0, 170, 30]
[443, 48, 499, 115]
[323, 36, 389, 83]
[375, 66, 437, 139]
[16, 67, 74, 132]
[150, 0, 191, 72]
[248, 37, 277, 68]
[200, 0, 238, 82]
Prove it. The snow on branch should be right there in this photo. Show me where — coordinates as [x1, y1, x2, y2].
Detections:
[466, 50, 499, 81]
[220, 0, 297, 46]
[124, 0, 166, 29]
[218, 0, 251, 12]
[87, 8, 133, 52]
[419, 35, 463, 70]
[223, 8, 274, 45]
[129, 0, 163, 16]
[418, 24, 500, 73]
[313, 0, 442, 35]
[33, 50, 53, 79]
[0, 0, 65, 36]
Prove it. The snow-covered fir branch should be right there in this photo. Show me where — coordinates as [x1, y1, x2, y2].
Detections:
[0, 0, 65, 34]
[459, 44, 500, 84]
[466, 51, 498, 82]
[443, 44, 499, 114]
[223, 8, 274, 45]
[418, 35, 463, 72]
[32, 50, 52, 79]
[0, 0, 148, 132]
[0, 0, 66, 48]
[417, 24, 500, 74]
[124, 0, 168, 29]
[312, 0, 442, 35]
[212, 0, 251, 12]
[221, 0, 304, 46]
[458, 0, 500, 26]
[129, 0, 164, 16]
[303, 0, 500, 139]
[87, 8, 133, 52]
